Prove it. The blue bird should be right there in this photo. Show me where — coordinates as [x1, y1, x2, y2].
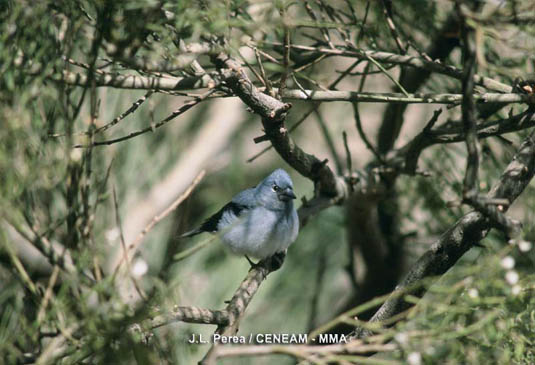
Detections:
[181, 169, 299, 267]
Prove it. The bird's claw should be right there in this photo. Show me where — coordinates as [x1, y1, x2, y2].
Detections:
[245, 255, 260, 270]
[245, 251, 286, 271]
[269, 251, 286, 271]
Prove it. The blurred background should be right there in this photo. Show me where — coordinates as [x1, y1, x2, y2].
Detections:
[1, 0, 535, 364]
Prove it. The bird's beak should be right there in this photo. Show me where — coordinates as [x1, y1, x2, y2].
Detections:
[279, 188, 296, 201]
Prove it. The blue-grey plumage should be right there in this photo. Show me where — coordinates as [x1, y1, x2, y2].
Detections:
[181, 169, 299, 260]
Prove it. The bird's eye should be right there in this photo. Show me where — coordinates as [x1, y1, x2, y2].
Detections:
[272, 185, 280, 192]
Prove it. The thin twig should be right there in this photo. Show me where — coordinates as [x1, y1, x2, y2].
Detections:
[400, 108, 535, 174]
[303, 1, 334, 49]
[403, 108, 443, 174]
[314, 109, 343, 174]
[238, 48, 266, 88]
[339, 65, 397, 76]
[316, 0, 352, 43]
[4, 217, 77, 275]
[380, 0, 406, 53]
[279, 7, 291, 99]
[50, 91, 154, 138]
[173, 235, 217, 262]
[0, 238, 39, 296]
[112, 186, 147, 300]
[342, 131, 352, 173]
[251, 46, 281, 65]
[96, 91, 154, 134]
[363, 54, 410, 97]
[293, 53, 329, 73]
[261, 43, 512, 93]
[332, 59, 363, 85]
[352, 62, 384, 162]
[213, 341, 397, 360]
[112, 170, 206, 274]
[254, 47, 273, 95]
[37, 265, 60, 323]
[74, 90, 214, 147]
[356, 1, 371, 45]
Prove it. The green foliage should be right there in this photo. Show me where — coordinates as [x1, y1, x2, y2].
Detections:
[390, 243, 535, 364]
[1, 0, 535, 364]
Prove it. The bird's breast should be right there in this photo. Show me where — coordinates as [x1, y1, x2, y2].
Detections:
[218, 207, 291, 258]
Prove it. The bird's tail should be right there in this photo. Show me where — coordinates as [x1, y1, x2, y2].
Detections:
[180, 228, 203, 238]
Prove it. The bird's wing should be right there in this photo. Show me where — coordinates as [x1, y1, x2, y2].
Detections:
[197, 201, 248, 233]
[180, 188, 256, 238]
[202, 187, 258, 232]
[230, 187, 257, 206]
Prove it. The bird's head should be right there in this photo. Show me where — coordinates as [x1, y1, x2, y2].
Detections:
[256, 168, 296, 210]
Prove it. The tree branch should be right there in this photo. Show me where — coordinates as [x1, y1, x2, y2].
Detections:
[281, 90, 534, 104]
[459, 3, 480, 199]
[375, 12, 462, 155]
[147, 306, 229, 328]
[353, 129, 535, 338]
[74, 91, 214, 147]
[54, 69, 216, 91]
[200, 259, 275, 364]
[267, 43, 512, 93]
[400, 109, 535, 174]
[211, 52, 345, 197]
[212, 339, 396, 362]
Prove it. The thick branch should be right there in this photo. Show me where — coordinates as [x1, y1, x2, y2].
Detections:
[354, 129, 535, 338]
[211, 52, 345, 197]
[54, 70, 215, 91]
[459, 4, 480, 198]
[376, 12, 462, 154]
[296, 167, 387, 228]
[148, 306, 229, 328]
[213, 45, 534, 230]
[200, 259, 275, 364]
[55, 61, 516, 105]
[281, 90, 534, 104]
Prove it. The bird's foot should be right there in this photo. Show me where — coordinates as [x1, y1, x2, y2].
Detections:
[268, 251, 286, 271]
[245, 251, 286, 272]
[245, 255, 261, 270]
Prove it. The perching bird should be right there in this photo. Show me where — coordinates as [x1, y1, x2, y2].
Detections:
[181, 169, 299, 264]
